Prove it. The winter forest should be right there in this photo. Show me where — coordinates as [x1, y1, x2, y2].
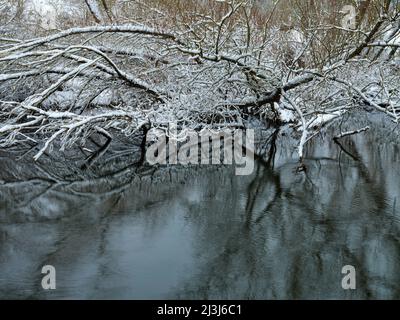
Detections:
[1, 0, 400, 300]
[0, 0, 399, 164]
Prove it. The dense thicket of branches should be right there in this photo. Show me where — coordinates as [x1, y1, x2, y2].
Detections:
[0, 0, 399, 164]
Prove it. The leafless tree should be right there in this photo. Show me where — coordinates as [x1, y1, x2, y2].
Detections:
[0, 0, 399, 166]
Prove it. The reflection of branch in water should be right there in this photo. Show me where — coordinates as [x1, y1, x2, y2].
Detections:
[333, 126, 370, 162]
[137, 122, 151, 166]
[266, 129, 279, 168]
[254, 128, 280, 168]
[81, 128, 113, 170]
[334, 138, 360, 161]
[333, 133, 390, 221]
[243, 129, 282, 225]
[2, 122, 400, 299]
[245, 164, 282, 227]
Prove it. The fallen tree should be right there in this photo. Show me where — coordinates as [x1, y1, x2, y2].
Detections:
[0, 0, 399, 167]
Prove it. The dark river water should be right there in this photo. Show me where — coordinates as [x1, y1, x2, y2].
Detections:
[1, 115, 400, 299]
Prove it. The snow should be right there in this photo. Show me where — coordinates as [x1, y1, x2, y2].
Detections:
[92, 89, 116, 106]
[286, 29, 305, 45]
[307, 111, 344, 128]
[24, 0, 82, 30]
[26, 0, 58, 29]
[1, 2, 399, 161]
[277, 104, 296, 123]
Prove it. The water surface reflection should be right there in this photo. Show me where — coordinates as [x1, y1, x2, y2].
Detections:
[0, 118, 400, 299]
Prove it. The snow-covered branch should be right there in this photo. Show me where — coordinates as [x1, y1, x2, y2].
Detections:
[0, 1, 398, 167]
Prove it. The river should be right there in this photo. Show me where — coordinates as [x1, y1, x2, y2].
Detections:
[1, 114, 400, 299]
